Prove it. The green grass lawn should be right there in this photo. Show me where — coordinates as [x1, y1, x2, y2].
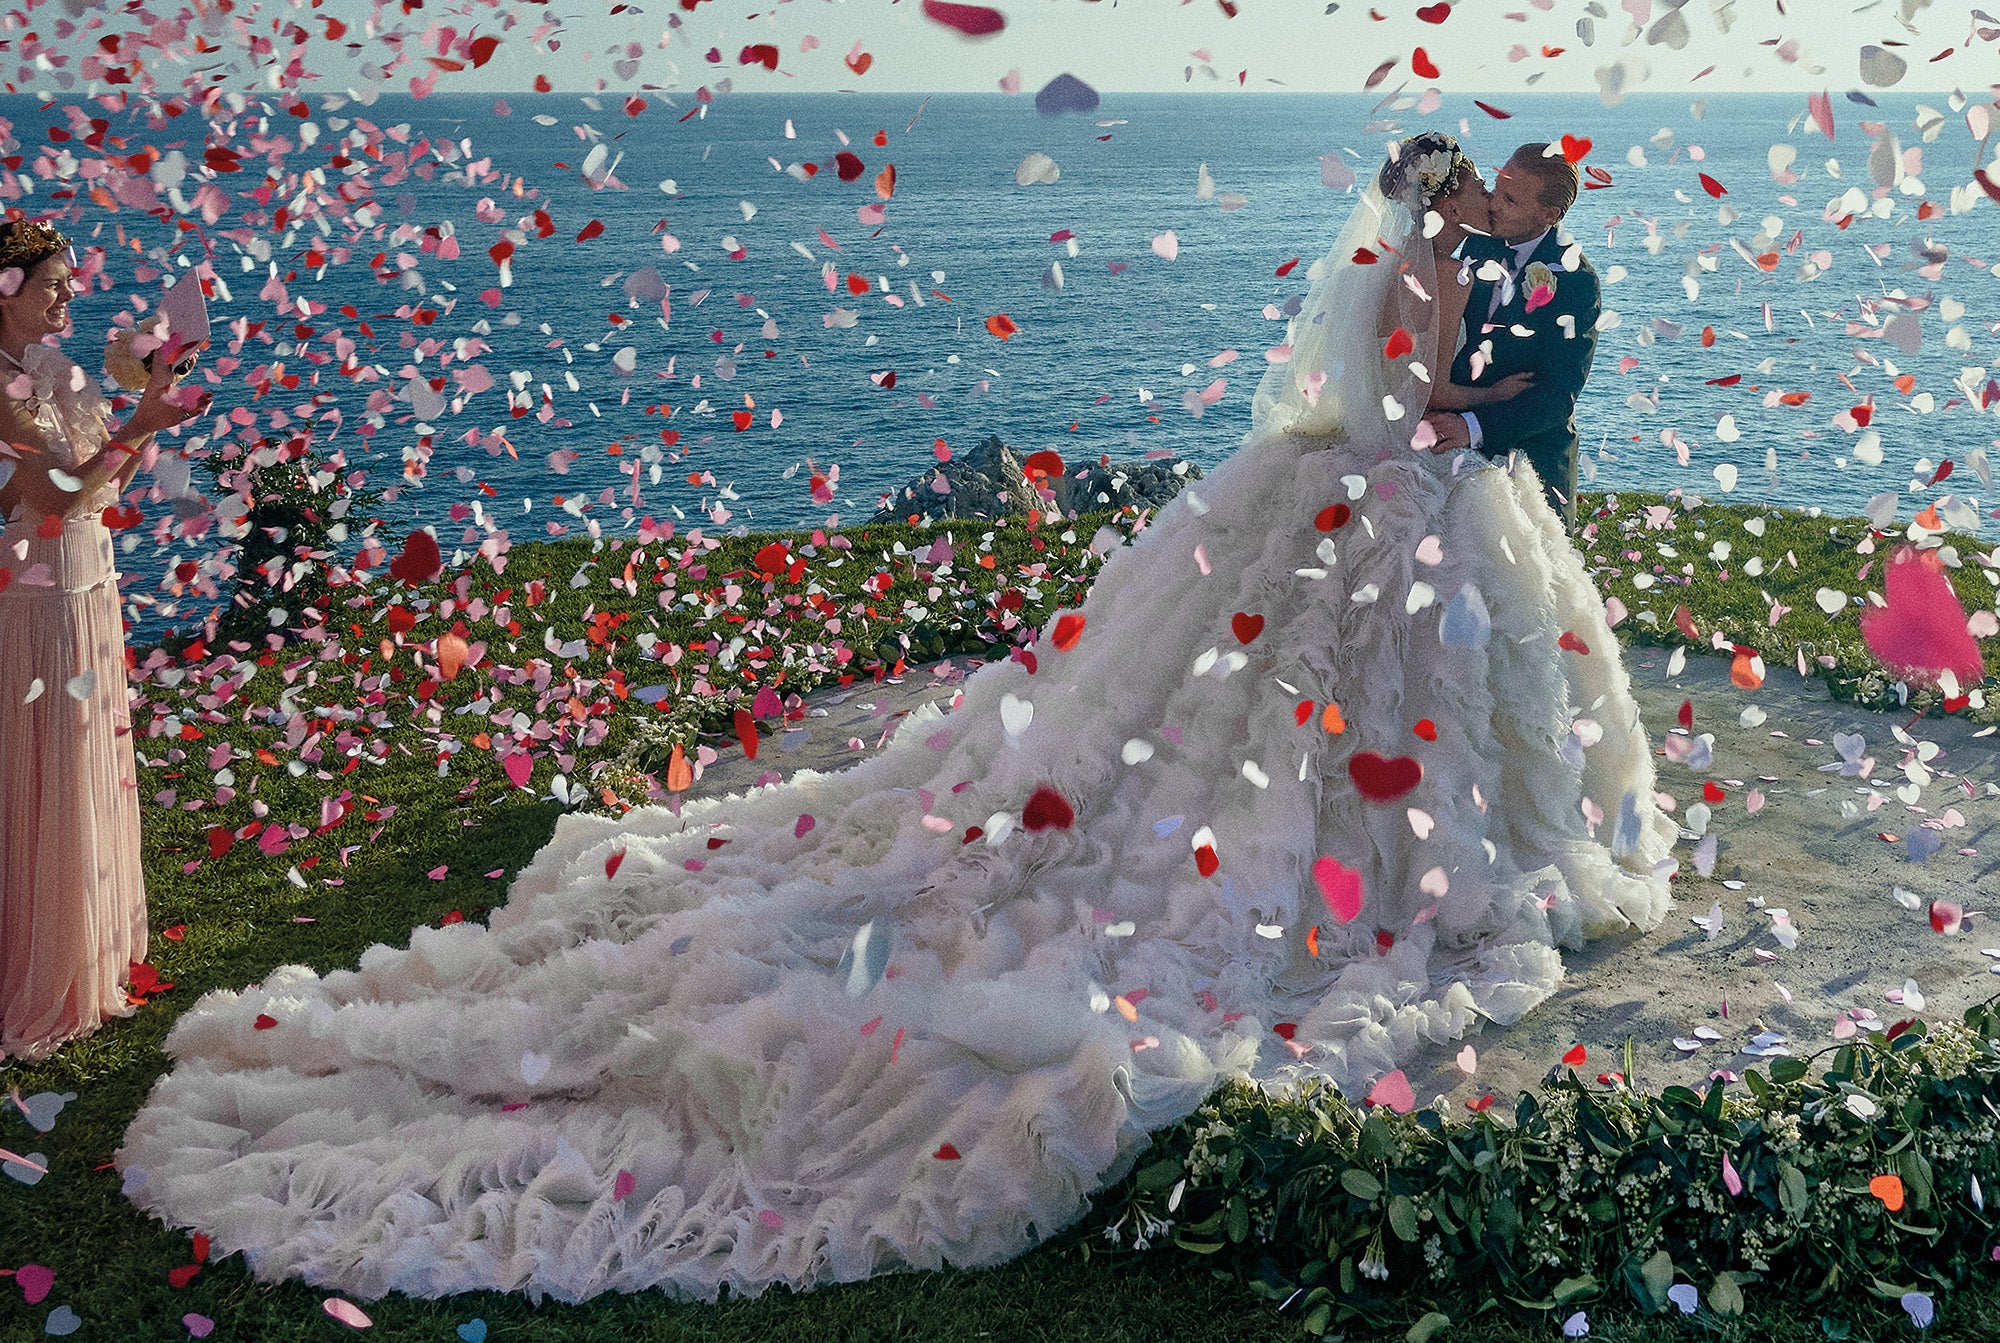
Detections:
[3, 490, 1997, 1342]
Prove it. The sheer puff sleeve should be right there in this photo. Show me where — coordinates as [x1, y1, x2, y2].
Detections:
[11, 344, 113, 470]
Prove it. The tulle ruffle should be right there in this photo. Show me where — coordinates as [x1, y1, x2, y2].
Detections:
[119, 425, 1673, 1304]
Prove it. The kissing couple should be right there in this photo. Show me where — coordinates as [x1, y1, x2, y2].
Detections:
[121, 131, 1677, 1305]
[1386, 132, 1604, 529]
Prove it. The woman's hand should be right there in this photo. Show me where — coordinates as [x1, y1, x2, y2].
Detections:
[124, 335, 208, 440]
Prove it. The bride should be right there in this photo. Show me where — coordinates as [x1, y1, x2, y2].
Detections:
[120, 133, 1676, 1303]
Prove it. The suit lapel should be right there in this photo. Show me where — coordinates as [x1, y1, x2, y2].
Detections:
[1460, 234, 1504, 337]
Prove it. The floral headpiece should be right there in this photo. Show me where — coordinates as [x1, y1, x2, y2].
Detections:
[0, 218, 71, 274]
[1378, 132, 1473, 208]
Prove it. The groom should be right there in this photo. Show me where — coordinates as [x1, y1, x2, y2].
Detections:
[1422, 144, 1598, 528]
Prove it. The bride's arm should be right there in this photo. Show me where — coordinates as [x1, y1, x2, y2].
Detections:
[1427, 369, 1534, 411]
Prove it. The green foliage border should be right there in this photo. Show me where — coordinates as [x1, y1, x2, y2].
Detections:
[1085, 1000, 2000, 1337]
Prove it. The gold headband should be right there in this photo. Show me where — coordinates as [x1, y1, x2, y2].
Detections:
[0, 219, 71, 274]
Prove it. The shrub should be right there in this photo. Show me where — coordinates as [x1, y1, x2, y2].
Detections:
[1087, 998, 2000, 1336]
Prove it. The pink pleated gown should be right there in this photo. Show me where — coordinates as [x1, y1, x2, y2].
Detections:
[0, 344, 147, 1060]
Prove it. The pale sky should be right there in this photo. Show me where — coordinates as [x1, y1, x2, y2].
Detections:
[457, 0, 2000, 95]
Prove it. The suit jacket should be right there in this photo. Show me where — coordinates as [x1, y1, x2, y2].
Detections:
[1447, 229, 1601, 525]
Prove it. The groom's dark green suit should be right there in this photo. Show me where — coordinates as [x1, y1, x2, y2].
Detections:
[1447, 229, 1601, 528]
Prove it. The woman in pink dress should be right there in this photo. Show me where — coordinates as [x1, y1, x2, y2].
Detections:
[0, 217, 207, 1061]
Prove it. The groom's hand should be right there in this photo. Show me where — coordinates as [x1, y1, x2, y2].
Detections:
[1421, 411, 1470, 453]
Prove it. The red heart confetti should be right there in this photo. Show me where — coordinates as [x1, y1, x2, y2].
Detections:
[1022, 449, 1066, 479]
[1562, 1043, 1588, 1066]
[920, 0, 1005, 35]
[253, 1014, 277, 1030]
[1230, 612, 1265, 644]
[1347, 752, 1423, 803]
[388, 530, 443, 587]
[1022, 786, 1074, 832]
[933, 1143, 962, 1159]
[1051, 612, 1086, 651]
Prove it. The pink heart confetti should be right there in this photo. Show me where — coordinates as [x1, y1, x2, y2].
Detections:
[322, 1298, 373, 1329]
[1364, 1069, 1415, 1114]
[15, 1264, 53, 1305]
[1312, 855, 1365, 924]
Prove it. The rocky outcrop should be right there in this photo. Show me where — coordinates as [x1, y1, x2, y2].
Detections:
[870, 435, 1202, 525]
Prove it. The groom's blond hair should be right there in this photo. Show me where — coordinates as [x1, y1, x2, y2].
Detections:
[1509, 145, 1580, 217]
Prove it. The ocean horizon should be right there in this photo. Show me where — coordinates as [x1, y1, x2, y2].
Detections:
[7, 88, 1995, 639]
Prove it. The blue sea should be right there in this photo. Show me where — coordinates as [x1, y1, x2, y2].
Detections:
[13, 89, 1999, 637]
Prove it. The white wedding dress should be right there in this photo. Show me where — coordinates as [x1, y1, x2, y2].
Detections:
[119, 175, 1676, 1303]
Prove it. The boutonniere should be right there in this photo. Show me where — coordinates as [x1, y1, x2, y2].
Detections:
[1522, 261, 1557, 313]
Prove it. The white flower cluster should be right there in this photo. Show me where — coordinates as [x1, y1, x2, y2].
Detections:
[1184, 1118, 1234, 1180]
[1411, 149, 1456, 196]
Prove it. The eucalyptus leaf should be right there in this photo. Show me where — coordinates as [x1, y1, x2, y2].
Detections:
[1895, 1149, 1935, 1212]
[1388, 1194, 1419, 1242]
[1407, 1310, 1452, 1343]
[1779, 1161, 1810, 1215]
[1226, 1194, 1250, 1244]
[1639, 1249, 1675, 1311]
[1340, 1168, 1383, 1201]
[1552, 1274, 1597, 1304]
[1708, 1271, 1746, 1317]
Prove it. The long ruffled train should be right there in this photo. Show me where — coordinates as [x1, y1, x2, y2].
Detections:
[119, 430, 1674, 1303]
